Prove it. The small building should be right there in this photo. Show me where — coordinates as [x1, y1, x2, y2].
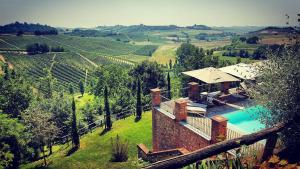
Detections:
[219, 63, 258, 81]
[182, 67, 240, 94]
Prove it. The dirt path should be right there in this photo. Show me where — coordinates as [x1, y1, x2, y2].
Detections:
[49, 53, 57, 71]
[76, 52, 98, 68]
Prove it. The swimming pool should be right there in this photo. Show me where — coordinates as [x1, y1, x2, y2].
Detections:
[222, 106, 266, 133]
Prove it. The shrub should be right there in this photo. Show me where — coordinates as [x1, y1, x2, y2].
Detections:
[51, 46, 64, 52]
[110, 135, 128, 162]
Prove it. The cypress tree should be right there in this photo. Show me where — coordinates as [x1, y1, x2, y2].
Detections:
[167, 72, 171, 99]
[68, 83, 74, 95]
[79, 81, 84, 96]
[169, 59, 173, 69]
[136, 77, 142, 120]
[11, 69, 16, 79]
[104, 86, 112, 130]
[3, 63, 10, 80]
[71, 98, 80, 148]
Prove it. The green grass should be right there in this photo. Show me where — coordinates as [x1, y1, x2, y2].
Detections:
[150, 44, 177, 64]
[115, 54, 149, 63]
[133, 45, 158, 56]
[21, 112, 152, 169]
[213, 51, 254, 63]
[74, 93, 98, 120]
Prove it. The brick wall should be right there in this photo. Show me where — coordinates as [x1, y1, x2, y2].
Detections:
[151, 87, 227, 153]
[137, 144, 189, 163]
[153, 107, 211, 152]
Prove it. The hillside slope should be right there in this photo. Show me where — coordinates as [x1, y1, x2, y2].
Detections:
[22, 112, 152, 169]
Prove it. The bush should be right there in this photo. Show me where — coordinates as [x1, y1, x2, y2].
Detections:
[51, 46, 64, 52]
[246, 36, 259, 44]
[110, 135, 128, 162]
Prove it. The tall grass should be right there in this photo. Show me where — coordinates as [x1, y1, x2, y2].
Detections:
[111, 135, 129, 162]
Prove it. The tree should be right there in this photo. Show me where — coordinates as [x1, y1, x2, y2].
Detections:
[83, 103, 96, 132]
[250, 44, 300, 149]
[71, 98, 80, 149]
[167, 72, 171, 99]
[79, 80, 84, 96]
[26, 43, 49, 55]
[39, 43, 49, 53]
[0, 76, 32, 118]
[68, 83, 74, 95]
[236, 57, 241, 64]
[3, 63, 10, 80]
[49, 95, 71, 149]
[239, 36, 247, 42]
[51, 46, 64, 52]
[136, 77, 142, 120]
[104, 86, 112, 130]
[16, 30, 23, 36]
[176, 43, 206, 71]
[169, 59, 173, 69]
[42, 73, 53, 99]
[246, 36, 259, 44]
[94, 65, 132, 97]
[10, 69, 16, 79]
[129, 61, 166, 95]
[22, 104, 58, 166]
[0, 114, 26, 169]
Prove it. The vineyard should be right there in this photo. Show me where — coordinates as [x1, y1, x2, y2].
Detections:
[133, 45, 158, 56]
[4, 53, 94, 92]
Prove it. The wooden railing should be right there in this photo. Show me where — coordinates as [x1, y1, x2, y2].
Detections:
[186, 116, 212, 137]
[143, 123, 285, 169]
[159, 95, 175, 115]
[227, 127, 265, 156]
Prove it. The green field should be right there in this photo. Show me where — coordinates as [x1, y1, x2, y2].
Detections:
[213, 51, 254, 63]
[22, 112, 152, 169]
[150, 44, 177, 64]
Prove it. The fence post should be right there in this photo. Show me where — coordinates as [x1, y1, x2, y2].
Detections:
[188, 82, 199, 101]
[261, 134, 278, 162]
[211, 115, 228, 144]
[151, 88, 161, 152]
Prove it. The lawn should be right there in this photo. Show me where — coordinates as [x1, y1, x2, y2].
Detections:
[21, 111, 152, 169]
[149, 44, 177, 64]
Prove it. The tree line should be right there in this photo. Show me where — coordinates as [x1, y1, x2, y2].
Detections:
[0, 22, 58, 35]
[26, 43, 64, 55]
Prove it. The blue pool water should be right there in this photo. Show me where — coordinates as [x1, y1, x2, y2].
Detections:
[222, 106, 266, 133]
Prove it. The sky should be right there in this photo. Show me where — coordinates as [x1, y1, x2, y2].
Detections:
[0, 0, 299, 28]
